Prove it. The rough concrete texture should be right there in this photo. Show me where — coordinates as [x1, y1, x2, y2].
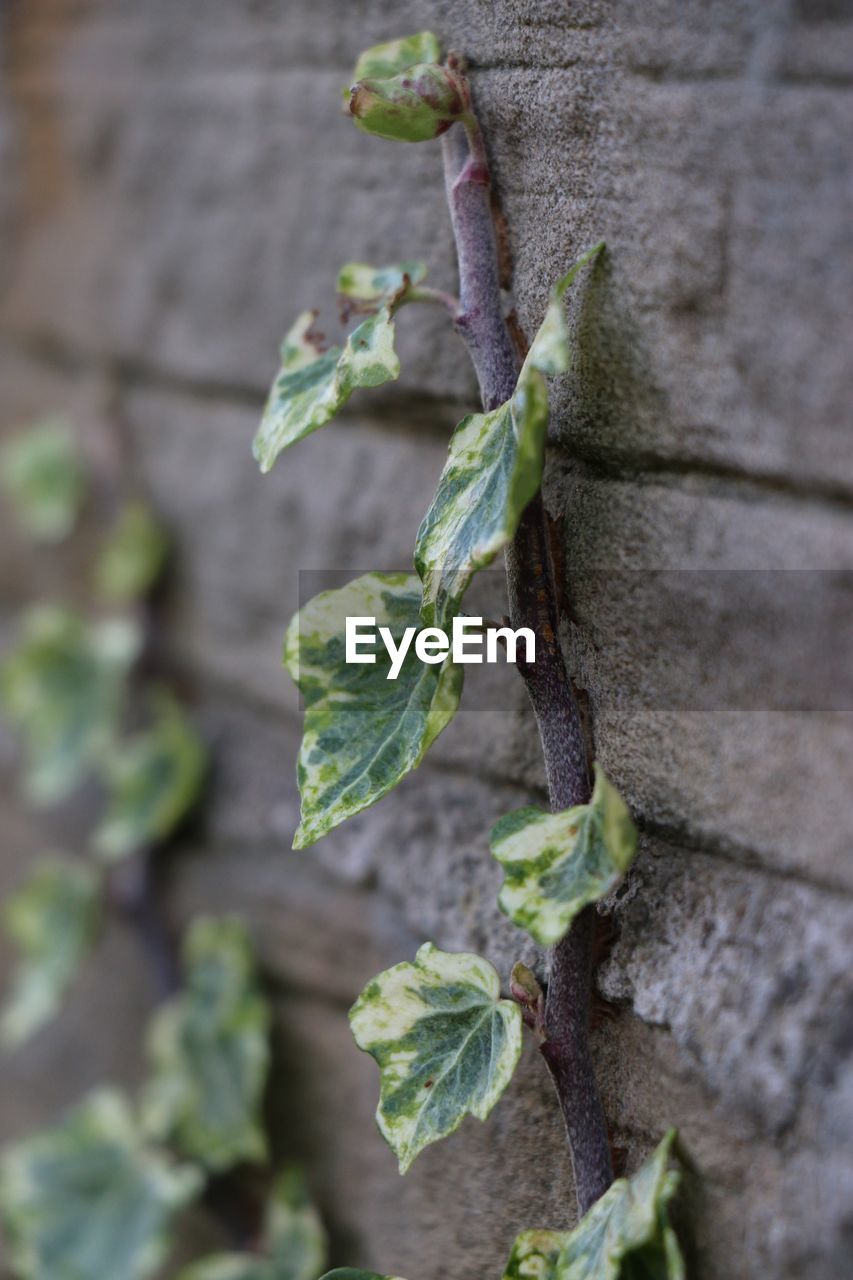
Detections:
[0, 2, 851, 1279]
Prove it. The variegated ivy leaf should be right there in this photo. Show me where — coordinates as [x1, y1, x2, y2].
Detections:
[253, 308, 400, 473]
[352, 32, 442, 82]
[502, 1230, 567, 1280]
[321, 1273, 406, 1280]
[93, 692, 207, 862]
[415, 368, 549, 628]
[527, 243, 605, 377]
[178, 1168, 328, 1280]
[490, 765, 637, 947]
[337, 261, 427, 305]
[141, 917, 270, 1172]
[349, 943, 523, 1173]
[564, 1131, 683, 1280]
[0, 417, 84, 542]
[284, 573, 463, 848]
[0, 1088, 201, 1280]
[1, 857, 100, 1049]
[501, 1133, 683, 1280]
[0, 607, 141, 806]
[95, 501, 170, 604]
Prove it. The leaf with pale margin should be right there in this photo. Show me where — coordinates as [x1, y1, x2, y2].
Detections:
[337, 261, 427, 304]
[321, 1273, 406, 1280]
[95, 502, 170, 604]
[501, 1133, 683, 1280]
[253, 309, 400, 473]
[0, 1089, 201, 1280]
[349, 943, 522, 1173]
[141, 917, 270, 1172]
[415, 368, 548, 628]
[502, 1231, 567, 1280]
[0, 607, 141, 806]
[284, 573, 463, 848]
[490, 765, 637, 946]
[93, 692, 207, 862]
[0, 417, 84, 542]
[526, 243, 605, 377]
[178, 1168, 328, 1280]
[352, 32, 441, 81]
[1, 858, 100, 1049]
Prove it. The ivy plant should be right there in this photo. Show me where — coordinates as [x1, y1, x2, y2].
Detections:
[0, 424, 326, 1280]
[251, 28, 687, 1280]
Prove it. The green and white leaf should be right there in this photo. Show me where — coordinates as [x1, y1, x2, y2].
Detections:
[321, 1273, 405, 1280]
[1, 858, 100, 1049]
[95, 502, 169, 604]
[527, 243, 605, 377]
[501, 1133, 683, 1280]
[502, 1230, 568, 1280]
[284, 573, 463, 848]
[490, 765, 637, 947]
[559, 1131, 683, 1280]
[0, 607, 141, 805]
[178, 1168, 327, 1280]
[0, 1088, 201, 1280]
[93, 692, 207, 862]
[254, 309, 400, 473]
[0, 417, 84, 542]
[141, 917, 270, 1172]
[349, 942, 522, 1173]
[352, 32, 441, 81]
[415, 369, 549, 627]
[337, 261, 426, 304]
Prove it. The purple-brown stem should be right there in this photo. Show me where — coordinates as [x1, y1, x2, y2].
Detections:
[441, 110, 613, 1217]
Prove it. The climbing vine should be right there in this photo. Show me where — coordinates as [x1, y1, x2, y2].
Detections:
[255, 31, 686, 1280]
[0, 419, 328, 1280]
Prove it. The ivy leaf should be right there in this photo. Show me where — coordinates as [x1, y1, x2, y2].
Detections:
[1, 607, 141, 805]
[0, 858, 100, 1049]
[562, 1131, 683, 1280]
[349, 64, 466, 144]
[178, 1168, 327, 1280]
[349, 942, 523, 1173]
[0, 1089, 201, 1280]
[141, 917, 270, 1172]
[284, 573, 463, 848]
[0, 417, 84, 542]
[92, 692, 207, 862]
[95, 502, 170, 604]
[527, 243, 605, 377]
[501, 1134, 683, 1280]
[351, 33, 442, 81]
[321, 1273, 405, 1280]
[253, 309, 400, 473]
[415, 369, 549, 628]
[337, 261, 427, 305]
[490, 765, 637, 947]
[502, 1231, 568, 1280]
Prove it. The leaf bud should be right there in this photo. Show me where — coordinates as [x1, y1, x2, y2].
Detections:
[348, 64, 466, 143]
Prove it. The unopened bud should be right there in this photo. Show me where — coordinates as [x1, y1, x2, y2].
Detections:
[348, 64, 466, 143]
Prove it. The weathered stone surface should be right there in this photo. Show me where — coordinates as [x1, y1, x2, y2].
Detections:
[2, 1, 852, 1277]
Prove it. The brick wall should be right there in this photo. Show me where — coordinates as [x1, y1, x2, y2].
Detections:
[1, 2, 851, 1277]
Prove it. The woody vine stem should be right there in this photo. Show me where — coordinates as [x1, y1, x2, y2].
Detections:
[442, 67, 612, 1214]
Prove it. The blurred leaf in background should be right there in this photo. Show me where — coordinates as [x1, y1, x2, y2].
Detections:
[141, 917, 270, 1172]
[0, 857, 100, 1049]
[93, 692, 206, 862]
[0, 1089, 201, 1280]
[94, 501, 170, 605]
[0, 607, 141, 805]
[179, 1167, 328, 1280]
[0, 417, 85, 543]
